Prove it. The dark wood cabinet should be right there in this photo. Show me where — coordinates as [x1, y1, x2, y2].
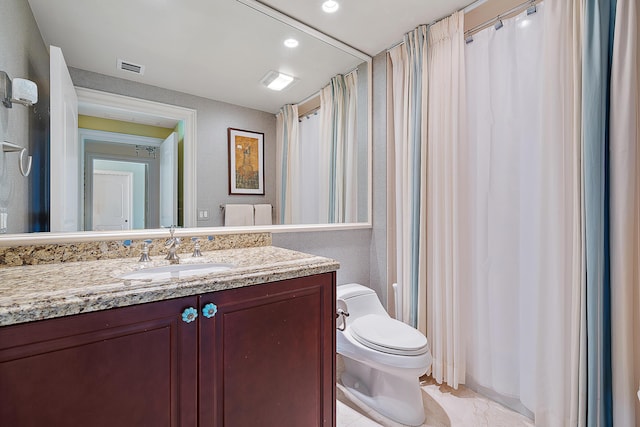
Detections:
[0, 295, 199, 427]
[0, 272, 335, 427]
[199, 273, 335, 427]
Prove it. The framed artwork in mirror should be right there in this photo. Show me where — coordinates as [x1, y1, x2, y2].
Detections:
[228, 128, 265, 195]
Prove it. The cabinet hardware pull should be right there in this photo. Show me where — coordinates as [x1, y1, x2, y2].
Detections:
[181, 307, 198, 323]
[202, 303, 218, 318]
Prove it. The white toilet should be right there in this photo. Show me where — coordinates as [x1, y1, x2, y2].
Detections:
[336, 283, 432, 426]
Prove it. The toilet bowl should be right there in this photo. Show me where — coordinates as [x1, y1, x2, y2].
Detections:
[336, 283, 432, 426]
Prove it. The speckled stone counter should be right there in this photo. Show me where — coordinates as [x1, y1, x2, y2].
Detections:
[0, 233, 271, 267]
[0, 246, 339, 327]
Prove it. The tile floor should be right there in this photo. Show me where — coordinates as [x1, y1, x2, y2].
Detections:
[336, 357, 534, 427]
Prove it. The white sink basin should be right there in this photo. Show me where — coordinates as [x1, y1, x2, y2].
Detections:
[119, 263, 235, 281]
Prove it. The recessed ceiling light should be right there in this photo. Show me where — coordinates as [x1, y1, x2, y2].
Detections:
[322, 0, 339, 13]
[284, 38, 299, 48]
[260, 70, 296, 91]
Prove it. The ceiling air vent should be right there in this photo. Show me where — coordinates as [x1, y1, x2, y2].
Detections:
[117, 59, 145, 76]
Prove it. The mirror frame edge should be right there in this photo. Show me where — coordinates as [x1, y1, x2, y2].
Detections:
[0, 222, 373, 246]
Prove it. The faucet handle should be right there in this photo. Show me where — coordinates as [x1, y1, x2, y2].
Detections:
[139, 239, 153, 262]
[192, 237, 202, 257]
[162, 224, 179, 237]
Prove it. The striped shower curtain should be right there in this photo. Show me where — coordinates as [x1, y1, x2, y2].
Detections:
[387, 25, 428, 330]
[275, 104, 300, 224]
[387, 13, 467, 389]
[604, 0, 640, 425]
[319, 72, 359, 224]
[583, 0, 640, 424]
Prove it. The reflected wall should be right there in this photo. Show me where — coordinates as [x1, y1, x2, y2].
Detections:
[70, 67, 278, 228]
[0, 0, 50, 233]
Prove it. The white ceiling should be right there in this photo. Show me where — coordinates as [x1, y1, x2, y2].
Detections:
[27, 0, 472, 115]
[260, 0, 472, 56]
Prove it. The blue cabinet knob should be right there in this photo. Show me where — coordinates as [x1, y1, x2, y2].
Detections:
[202, 303, 217, 318]
[181, 307, 198, 323]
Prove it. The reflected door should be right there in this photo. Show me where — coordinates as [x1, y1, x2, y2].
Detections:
[50, 45, 79, 232]
[92, 170, 133, 231]
[159, 132, 177, 227]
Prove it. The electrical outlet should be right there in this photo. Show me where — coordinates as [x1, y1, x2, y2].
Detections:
[198, 209, 210, 221]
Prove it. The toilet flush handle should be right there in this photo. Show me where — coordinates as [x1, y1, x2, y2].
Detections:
[336, 308, 350, 331]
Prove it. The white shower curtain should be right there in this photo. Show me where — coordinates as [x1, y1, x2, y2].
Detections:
[465, 8, 544, 415]
[466, 5, 585, 426]
[426, 11, 467, 389]
[466, 3, 587, 424]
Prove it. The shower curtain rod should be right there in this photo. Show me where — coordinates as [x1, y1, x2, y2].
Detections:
[464, 0, 541, 37]
[294, 67, 359, 107]
[385, 0, 487, 52]
[273, 66, 360, 117]
[385, 0, 540, 51]
[294, 65, 359, 118]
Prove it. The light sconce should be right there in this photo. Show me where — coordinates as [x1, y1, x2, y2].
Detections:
[260, 70, 297, 91]
[1, 71, 38, 108]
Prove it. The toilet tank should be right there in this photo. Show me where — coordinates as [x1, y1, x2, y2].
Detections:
[337, 283, 389, 321]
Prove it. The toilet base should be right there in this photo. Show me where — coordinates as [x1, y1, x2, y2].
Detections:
[341, 356, 426, 426]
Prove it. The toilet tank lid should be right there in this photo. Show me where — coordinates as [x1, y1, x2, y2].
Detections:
[337, 283, 375, 300]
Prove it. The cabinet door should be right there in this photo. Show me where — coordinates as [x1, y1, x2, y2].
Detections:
[199, 272, 336, 427]
[0, 296, 198, 427]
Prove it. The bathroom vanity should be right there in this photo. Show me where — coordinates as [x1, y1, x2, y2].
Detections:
[0, 245, 338, 427]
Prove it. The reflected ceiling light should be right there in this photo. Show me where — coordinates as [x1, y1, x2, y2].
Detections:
[261, 70, 296, 91]
[284, 38, 299, 48]
[322, 0, 339, 13]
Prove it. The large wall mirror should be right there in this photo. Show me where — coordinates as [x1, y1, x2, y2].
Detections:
[0, 0, 371, 242]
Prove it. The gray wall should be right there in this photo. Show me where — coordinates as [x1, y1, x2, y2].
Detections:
[70, 68, 277, 228]
[0, 0, 50, 233]
[273, 229, 371, 286]
[369, 52, 388, 305]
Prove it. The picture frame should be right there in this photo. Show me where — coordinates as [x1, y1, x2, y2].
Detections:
[227, 128, 265, 195]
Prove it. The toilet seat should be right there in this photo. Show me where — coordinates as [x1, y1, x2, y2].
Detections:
[349, 314, 429, 356]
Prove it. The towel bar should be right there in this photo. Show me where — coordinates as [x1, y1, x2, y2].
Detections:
[2, 141, 32, 177]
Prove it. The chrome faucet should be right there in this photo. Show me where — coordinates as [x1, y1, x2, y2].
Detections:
[191, 237, 203, 257]
[139, 240, 152, 262]
[165, 225, 181, 264]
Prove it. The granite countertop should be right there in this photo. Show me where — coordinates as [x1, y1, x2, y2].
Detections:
[0, 246, 339, 327]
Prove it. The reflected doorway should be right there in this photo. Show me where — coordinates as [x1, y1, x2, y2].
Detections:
[76, 87, 197, 229]
[82, 130, 178, 231]
[92, 167, 134, 231]
[91, 163, 140, 231]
